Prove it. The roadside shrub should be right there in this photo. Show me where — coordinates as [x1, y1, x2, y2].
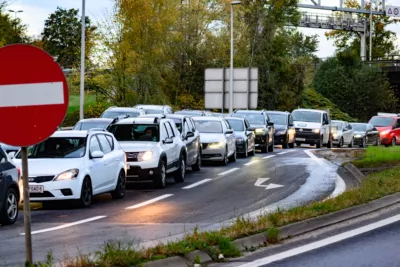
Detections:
[62, 102, 111, 127]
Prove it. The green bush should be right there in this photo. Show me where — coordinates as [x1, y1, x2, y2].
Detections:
[62, 102, 111, 127]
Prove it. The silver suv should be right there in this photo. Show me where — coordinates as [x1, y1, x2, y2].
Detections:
[0, 145, 20, 225]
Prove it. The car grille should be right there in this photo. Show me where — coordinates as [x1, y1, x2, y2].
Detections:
[295, 128, 313, 133]
[28, 176, 54, 183]
[30, 191, 54, 198]
[126, 152, 139, 162]
[202, 143, 209, 150]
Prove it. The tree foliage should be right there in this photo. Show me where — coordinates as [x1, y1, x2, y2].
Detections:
[325, 0, 399, 58]
[313, 52, 397, 121]
[0, 1, 29, 47]
[41, 7, 97, 69]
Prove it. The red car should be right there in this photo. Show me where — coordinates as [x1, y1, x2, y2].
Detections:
[368, 113, 400, 147]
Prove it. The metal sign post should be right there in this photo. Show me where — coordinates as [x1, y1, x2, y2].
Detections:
[21, 147, 32, 262]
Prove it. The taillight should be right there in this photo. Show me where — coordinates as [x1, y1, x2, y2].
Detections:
[16, 166, 21, 177]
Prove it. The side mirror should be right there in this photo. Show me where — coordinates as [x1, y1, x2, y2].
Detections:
[164, 138, 173, 144]
[225, 129, 234, 134]
[186, 132, 195, 138]
[288, 123, 294, 127]
[267, 121, 274, 126]
[8, 152, 16, 159]
[91, 150, 104, 159]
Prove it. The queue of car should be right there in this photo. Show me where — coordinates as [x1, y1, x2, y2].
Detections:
[1, 104, 399, 225]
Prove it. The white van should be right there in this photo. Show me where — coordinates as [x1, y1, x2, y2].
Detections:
[291, 108, 332, 148]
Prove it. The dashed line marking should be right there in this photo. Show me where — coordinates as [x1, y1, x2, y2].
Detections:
[125, 194, 173, 210]
[182, 179, 212, 189]
[218, 168, 239, 176]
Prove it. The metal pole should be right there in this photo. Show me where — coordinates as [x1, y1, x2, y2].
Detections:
[369, 1, 373, 61]
[229, 4, 234, 114]
[21, 147, 32, 263]
[79, 0, 86, 120]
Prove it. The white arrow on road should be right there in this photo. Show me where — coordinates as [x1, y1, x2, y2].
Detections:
[254, 178, 284, 190]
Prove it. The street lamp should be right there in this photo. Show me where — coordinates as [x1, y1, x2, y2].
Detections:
[80, 0, 86, 120]
[8, 9, 23, 20]
[229, 1, 241, 114]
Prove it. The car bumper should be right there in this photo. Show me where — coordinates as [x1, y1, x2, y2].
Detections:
[353, 137, 363, 146]
[295, 132, 320, 144]
[274, 134, 288, 144]
[254, 134, 267, 146]
[380, 136, 392, 145]
[126, 160, 159, 181]
[201, 146, 225, 161]
[28, 180, 81, 202]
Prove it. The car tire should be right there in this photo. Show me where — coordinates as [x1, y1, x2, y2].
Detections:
[154, 160, 167, 188]
[283, 142, 289, 149]
[316, 136, 322, 149]
[243, 143, 248, 158]
[78, 177, 92, 208]
[337, 137, 343, 148]
[289, 141, 295, 149]
[249, 143, 256, 156]
[0, 187, 19, 225]
[192, 150, 201, 171]
[111, 170, 126, 199]
[327, 135, 332, 148]
[362, 137, 367, 148]
[296, 142, 301, 147]
[268, 136, 274, 152]
[221, 150, 229, 166]
[174, 156, 186, 183]
[261, 138, 268, 153]
[348, 138, 354, 148]
[229, 149, 237, 162]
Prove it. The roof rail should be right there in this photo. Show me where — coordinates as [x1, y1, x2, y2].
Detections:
[110, 114, 131, 124]
[88, 128, 107, 133]
[377, 112, 400, 117]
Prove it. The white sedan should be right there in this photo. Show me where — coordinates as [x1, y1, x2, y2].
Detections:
[331, 120, 355, 148]
[192, 116, 236, 165]
[11, 130, 127, 208]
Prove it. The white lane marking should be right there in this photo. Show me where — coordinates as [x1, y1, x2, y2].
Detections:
[277, 151, 289, 155]
[0, 82, 64, 107]
[125, 194, 173, 210]
[244, 160, 260, 166]
[182, 179, 212, 189]
[218, 168, 239, 176]
[21, 216, 106, 235]
[263, 155, 276, 159]
[324, 174, 346, 201]
[238, 214, 400, 267]
[265, 183, 285, 190]
[304, 149, 327, 166]
[255, 178, 270, 187]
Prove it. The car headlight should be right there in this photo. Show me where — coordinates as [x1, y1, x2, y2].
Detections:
[209, 141, 224, 149]
[381, 130, 390, 136]
[138, 151, 153, 161]
[236, 138, 245, 144]
[54, 169, 79, 181]
[312, 129, 320, 134]
[255, 128, 265, 134]
[332, 133, 338, 139]
[276, 130, 286, 135]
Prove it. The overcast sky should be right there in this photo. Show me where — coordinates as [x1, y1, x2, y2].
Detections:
[6, 0, 400, 58]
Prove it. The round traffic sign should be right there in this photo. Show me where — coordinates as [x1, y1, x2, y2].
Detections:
[0, 44, 69, 147]
[394, 8, 399, 15]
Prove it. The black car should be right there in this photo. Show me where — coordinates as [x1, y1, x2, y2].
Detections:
[350, 123, 381, 147]
[266, 111, 296, 149]
[0, 146, 20, 225]
[230, 110, 275, 153]
[73, 118, 114, 130]
[165, 114, 202, 171]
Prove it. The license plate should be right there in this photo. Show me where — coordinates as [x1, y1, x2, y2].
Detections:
[296, 138, 306, 141]
[29, 185, 44, 193]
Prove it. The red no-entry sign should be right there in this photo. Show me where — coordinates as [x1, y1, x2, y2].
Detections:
[0, 44, 69, 147]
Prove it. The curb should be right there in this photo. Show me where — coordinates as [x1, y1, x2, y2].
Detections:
[344, 163, 365, 184]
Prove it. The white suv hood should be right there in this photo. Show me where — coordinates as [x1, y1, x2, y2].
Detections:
[199, 133, 225, 143]
[294, 121, 322, 129]
[12, 158, 83, 176]
[119, 141, 157, 152]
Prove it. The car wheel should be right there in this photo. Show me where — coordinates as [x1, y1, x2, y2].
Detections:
[337, 137, 343, 148]
[289, 141, 295, 148]
[392, 137, 396, 146]
[78, 177, 92, 208]
[221, 150, 228, 166]
[229, 149, 237, 162]
[154, 160, 167, 188]
[0, 187, 19, 225]
[249, 143, 256, 156]
[327, 135, 332, 148]
[111, 170, 126, 199]
[283, 142, 289, 149]
[192, 150, 201, 171]
[296, 142, 301, 147]
[363, 137, 368, 148]
[174, 156, 186, 183]
[348, 138, 354, 148]
[316, 136, 322, 148]
[244, 143, 248, 158]
[261, 139, 268, 153]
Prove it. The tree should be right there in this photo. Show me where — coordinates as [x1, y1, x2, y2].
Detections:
[313, 52, 398, 121]
[41, 7, 97, 69]
[0, 1, 29, 47]
[325, 0, 399, 58]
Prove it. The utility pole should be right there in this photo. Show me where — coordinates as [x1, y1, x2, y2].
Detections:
[229, 1, 241, 114]
[79, 0, 86, 120]
[8, 10, 23, 31]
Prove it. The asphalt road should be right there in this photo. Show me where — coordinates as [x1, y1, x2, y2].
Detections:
[0, 146, 340, 266]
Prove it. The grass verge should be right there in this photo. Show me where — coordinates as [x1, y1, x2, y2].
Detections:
[31, 167, 400, 267]
[352, 146, 400, 168]
[67, 94, 97, 115]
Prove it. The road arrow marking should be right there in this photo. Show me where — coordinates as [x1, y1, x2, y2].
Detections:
[265, 183, 285, 190]
[255, 178, 270, 187]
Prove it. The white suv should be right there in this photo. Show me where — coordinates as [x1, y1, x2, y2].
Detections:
[108, 116, 187, 188]
[11, 130, 127, 208]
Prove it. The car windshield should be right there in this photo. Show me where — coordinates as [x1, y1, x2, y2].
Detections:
[292, 111, 322, 123]
[175, 111, 203, 116]
[369, 116, 394, 127]
[144, 109, 163, 114]
[351, 124, 367, 131]
[194, 120, 223, 133]
[232, 113, 265, 125]
[170, 118, 183, 133]
[15, 137, 86, 159]
[101, 111, 140, 119]
[331, 122, 343, 130]
[108, 124, 160, 142]
[268, 114, 287, 125]
[74, 121, 110, 130]
[226, 119, 244, 131]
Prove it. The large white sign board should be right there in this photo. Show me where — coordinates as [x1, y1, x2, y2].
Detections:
[204, 68, 258, 110]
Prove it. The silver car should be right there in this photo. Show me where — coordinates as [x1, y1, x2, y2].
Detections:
[225, 117, 256, 157]
[192, 116, 236, 165]
[331, 120, 355, 148]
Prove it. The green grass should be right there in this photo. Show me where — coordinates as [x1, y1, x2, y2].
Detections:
[67, 94, 97, 115]
[33, 167, 400, 267]
[352, 146, 400, 168]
